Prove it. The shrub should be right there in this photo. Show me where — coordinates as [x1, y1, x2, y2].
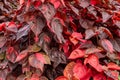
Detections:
[0, 0, 120, 80]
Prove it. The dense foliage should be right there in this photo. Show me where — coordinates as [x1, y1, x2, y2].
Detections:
[0, 0, 120, 80]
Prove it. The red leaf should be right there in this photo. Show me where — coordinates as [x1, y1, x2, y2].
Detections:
[73, 62, 90, 79]
[50, 0, 61, 9]
[90, 0, 100, 6]
[84, 54, 103, 72]
[15, 50, 28, 62]
[63, 62, 76, 80]
[93, 73, 106, 80]
[68, 49, 85, 59]
[55, 76, 68, 80]
[0, 23, 5, 31]
[100, 39, 114, 53]
[107, 62, 120, 70]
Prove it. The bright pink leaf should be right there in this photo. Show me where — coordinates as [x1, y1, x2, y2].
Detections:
[84, 54, 103, 72]
[107, 62, 120, 70]
[15, 50, 28, 62]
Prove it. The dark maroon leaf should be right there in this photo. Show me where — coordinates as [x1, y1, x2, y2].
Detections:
[79, 19, 94, 29]
[16, 24, 30, 40]
[30, 13, 46, 38]
[51, 18, 65, 43]
[0, 35, 6, 48]
[100, 39, 114, 53]
[39, 3, 56, 21]
[49, 49, 66, 68]
[110, 39, 120, 52]
[85, 28, 96, 39]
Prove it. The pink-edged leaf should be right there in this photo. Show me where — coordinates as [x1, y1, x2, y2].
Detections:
[35, 53, 51, 64]
[68, 49, 85, 59]
[55, 76, 68, 80]
[93, 73, 106, 80]
[107, 62, 120, 70]
[6, 47, 18, 63]
[84, 54, 103, 72]
[97, 27, 113, 39]
[100, 39, 114, 53]
[15, 50, 28, 62]
[63, 62, 76, 80]
[29, 54, 44, 71]
[73, 62, 90, 79]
